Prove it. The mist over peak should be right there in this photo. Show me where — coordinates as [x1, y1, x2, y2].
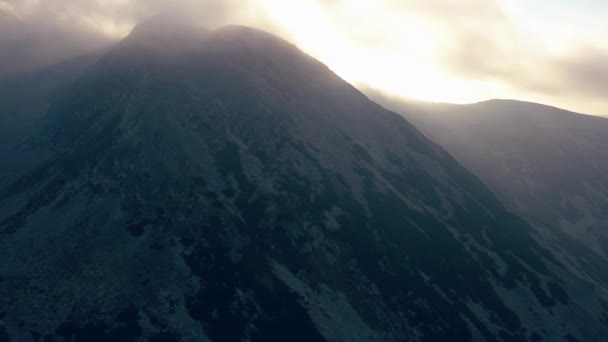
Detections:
[117, 14, 209, 54]
[129, 13, 208, 36]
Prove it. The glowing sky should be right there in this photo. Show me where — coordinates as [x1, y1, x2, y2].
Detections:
[1, 0, 606, 115]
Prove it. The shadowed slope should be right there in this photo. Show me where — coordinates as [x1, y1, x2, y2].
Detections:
[1, 22, 607, 341]
[371, 94, 608, 260]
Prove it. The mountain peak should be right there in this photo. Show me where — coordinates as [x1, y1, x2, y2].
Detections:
[119, 19, 296, 62]
[130, 13, 204, 34]
[121, 14, 208, 52]
[4, 15, 608, 341]
[212, 25, 287, 41]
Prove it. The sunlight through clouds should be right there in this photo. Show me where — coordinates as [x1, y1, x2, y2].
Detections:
[0, 0, 606, 114]
[260, 0, 607, 114]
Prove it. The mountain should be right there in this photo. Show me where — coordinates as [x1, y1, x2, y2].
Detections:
[0, 52, 103, 188]
[369, 95, 608, 260]
[1, 21, 608, 341]
[0, 12, 111, 81]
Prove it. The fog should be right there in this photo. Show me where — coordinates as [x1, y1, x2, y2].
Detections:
[0, 0, 277, 78]
[0, 0, 606, 115]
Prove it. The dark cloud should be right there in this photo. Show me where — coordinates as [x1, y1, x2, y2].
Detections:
[0, 5, 111, 79]
[552, 47, 608, 98]
[440, 28, 608, 101]
[0, 0, 269, 79]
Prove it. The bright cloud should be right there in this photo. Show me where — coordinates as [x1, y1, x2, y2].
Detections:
[1, 0, 606, 115]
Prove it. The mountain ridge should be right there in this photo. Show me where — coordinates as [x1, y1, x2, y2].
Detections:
[1, 23, 607, 341]
[368, 92, 608, 260]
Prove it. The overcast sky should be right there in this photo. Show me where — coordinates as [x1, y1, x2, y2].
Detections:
[1, 0, 606, 115]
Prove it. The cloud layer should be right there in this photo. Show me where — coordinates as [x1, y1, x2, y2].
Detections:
[297, 0, 608, 115]
[1, 0, 606, 115]
[0, 0, 269, 77]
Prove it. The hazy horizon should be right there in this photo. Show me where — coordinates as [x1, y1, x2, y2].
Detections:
[1, 0, 606, 116]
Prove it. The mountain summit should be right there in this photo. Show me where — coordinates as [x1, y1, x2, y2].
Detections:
[1, 24, 607, 341]
[120, 14, 208, 53]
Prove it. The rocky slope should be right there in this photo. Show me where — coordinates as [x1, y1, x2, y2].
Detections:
[371, 96, 608, 260]
[1, 21, 608, 341]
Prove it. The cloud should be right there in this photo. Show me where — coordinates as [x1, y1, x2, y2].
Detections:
[299, 0, 607, 114]
[551, 47, 608, 98]
[0, 1, 112, 78]
[0, 0, 271, 79]
[0, 0, 606, 115]
[430, 3, 608, 113]
[373, 0, 608, 114]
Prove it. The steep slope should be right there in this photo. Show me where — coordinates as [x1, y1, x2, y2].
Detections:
[0, 52, 102, 188]
[371, 95, 608, 259]
[1, 23, 608, 341]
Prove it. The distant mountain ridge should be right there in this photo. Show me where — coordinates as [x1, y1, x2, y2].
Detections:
[370, 93, 608, 260]
[1, 20, 608, 341]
